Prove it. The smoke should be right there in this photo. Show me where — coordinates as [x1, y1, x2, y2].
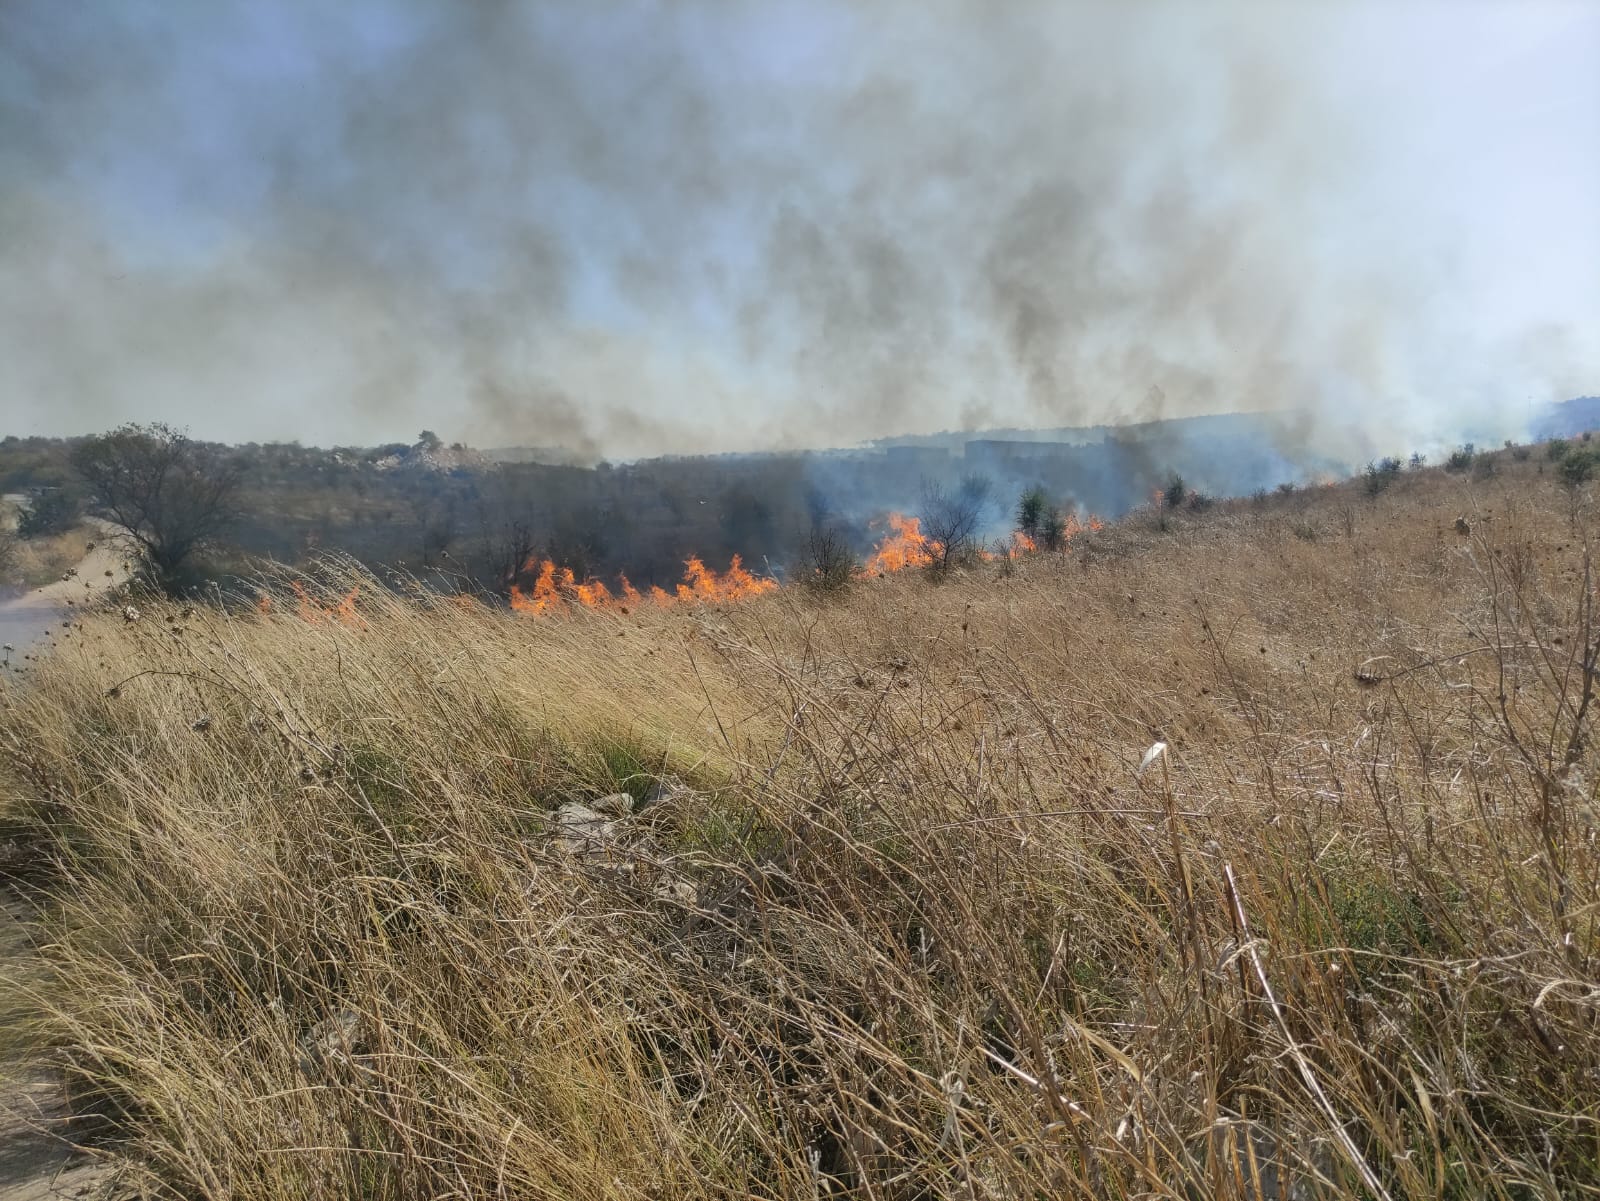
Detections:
[1, 0, 1594, 460]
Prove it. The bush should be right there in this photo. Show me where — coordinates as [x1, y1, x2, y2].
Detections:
[1547, 438, 1571, 462]
[1558, 447, 1599, 488]
[1162, 473, 1187, 509]
[1039, 506, 1069, 551]
[1444, 443, 1476, 473]
[1408, 452, 1427, 470]
[796, 524, 858, 595]
[1363, 457, 1403, 496]
[1015, 485, 1049, 540]
[0, 528, 17, 578]
[16, 487, 82, 539]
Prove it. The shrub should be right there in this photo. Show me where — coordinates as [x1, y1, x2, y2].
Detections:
[16, 487, 82, 539]
[1558, 447, 1599, 488]
[1039, 506, 1069, 551]
[1408, 452, 1427, 470]
[1015, 485, 1049, 540]
[1444, 443, 1476, 472]
[1162, 473, 1187, 509]
[1547, 437, 1571, 462]
[796, 524, 858, 595]
[1363, 457, 1403, 496]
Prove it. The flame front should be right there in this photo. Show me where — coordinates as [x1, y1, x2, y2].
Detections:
[862, 513, 937, 574]
[290, 580, 365, 628]
[511, 553, 776, 616]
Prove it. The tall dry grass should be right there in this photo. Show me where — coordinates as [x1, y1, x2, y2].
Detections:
[2, 457, 1599, 1199]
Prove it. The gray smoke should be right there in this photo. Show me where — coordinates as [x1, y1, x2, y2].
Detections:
[0, 0, 1591, 461]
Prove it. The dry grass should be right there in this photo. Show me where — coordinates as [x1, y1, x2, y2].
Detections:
[2, 458, 1599, 1199]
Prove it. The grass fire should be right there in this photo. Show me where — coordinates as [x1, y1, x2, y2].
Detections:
[3, 2, 1598, 1198]
[8, 445, 1600, 1199]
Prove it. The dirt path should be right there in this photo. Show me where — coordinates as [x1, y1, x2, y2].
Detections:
[2, 523, 137, 1196]
[0, 524, 132, 658]
[0, 901, 122, 1201]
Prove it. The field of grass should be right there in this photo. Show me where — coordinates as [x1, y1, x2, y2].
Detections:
[2, 452, 1598, 1199]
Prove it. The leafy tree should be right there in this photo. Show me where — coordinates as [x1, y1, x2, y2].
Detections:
[1162, 473, 1187, 509]
[70, 423, 242, 592]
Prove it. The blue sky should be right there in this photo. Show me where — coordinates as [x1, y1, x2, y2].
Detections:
[1, 0, 1594, 460]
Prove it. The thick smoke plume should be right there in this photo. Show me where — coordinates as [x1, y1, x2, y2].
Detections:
[1, 1, 1593, 462]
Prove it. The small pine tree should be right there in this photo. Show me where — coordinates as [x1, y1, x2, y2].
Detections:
[1016, 486, 1048, 540]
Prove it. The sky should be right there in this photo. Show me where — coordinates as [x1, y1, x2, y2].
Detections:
[1, 0, 1596, 462]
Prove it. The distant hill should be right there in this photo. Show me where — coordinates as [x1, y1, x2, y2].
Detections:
[1531, 396, 1600, 440]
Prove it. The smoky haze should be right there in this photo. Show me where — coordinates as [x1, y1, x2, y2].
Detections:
[1, 1, 1595, 463]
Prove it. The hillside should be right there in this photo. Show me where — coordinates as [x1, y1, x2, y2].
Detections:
[2, 447, 1598, 1199]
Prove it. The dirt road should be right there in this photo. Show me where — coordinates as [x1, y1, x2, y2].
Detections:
[2, 523, 134, 1196]
[0, 902, 121, 1200]
[0, 527, 132, 659]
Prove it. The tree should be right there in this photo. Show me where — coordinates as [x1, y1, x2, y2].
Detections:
[70, 423, 242, 592]
[919, 473, 992, 570]
[1016, 485, 1048, 540]
[1039, 506, 1069, 551]
[417, 430, 443, 453]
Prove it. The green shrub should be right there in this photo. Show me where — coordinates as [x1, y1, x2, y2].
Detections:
[17, 487, 82, 539]
[1559, 446, 1599, 488]
[1363, 457, 1403, 496]
[1444, 443, 1475, 473]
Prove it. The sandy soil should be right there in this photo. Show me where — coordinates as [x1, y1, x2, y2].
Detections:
[0, 525, 132, 659]
[0, 903, 125, 1201]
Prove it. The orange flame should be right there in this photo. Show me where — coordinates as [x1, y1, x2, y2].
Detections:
[862, 507, 1103, 571]
[510, 553, 776, 617]
[290, 580, 365, 628]
[863, 513, 937, 574]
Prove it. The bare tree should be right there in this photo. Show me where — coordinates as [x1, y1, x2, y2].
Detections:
[70, 423, 242, 592]
[919, 473, 993, 570]
[796, 521, 858, 594]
